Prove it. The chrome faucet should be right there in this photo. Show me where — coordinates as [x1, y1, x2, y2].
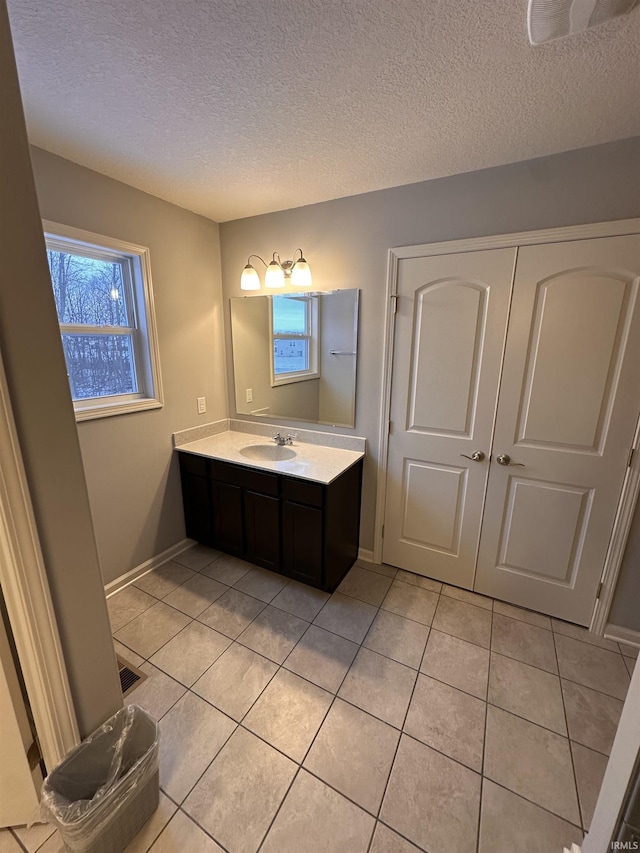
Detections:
[273, 432, 293, 446]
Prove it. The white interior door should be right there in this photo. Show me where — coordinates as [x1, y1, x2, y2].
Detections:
[0, 605, 43, 827]
[474, 235, 640, 624]
[382, 249, 516, 587]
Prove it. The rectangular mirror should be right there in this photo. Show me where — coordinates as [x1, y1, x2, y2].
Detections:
[230, 289, 359, 427]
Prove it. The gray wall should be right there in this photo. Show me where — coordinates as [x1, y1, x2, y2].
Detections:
[1, 3, 121, 736]
[220, 137, 640, 625]
[31, 148, 228, 586]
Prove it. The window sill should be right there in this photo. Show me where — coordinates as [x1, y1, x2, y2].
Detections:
[271, 372, 320, 388]
[74, 397, 163, 422]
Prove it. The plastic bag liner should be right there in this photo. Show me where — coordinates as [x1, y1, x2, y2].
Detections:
[39, 705, 159, 853]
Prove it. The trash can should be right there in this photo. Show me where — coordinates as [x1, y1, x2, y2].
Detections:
[39, 704, 159, 853]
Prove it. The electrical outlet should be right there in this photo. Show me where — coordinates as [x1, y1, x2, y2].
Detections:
[246, 388, 253, 403]
[197, 397, 206, 414]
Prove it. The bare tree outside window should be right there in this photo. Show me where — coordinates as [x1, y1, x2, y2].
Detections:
[43, 222, 163, 420]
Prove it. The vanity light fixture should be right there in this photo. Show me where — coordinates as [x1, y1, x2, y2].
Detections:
[241, 249, 312, 291]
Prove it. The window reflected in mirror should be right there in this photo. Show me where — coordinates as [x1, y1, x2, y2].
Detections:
[230, 289, 359, 427]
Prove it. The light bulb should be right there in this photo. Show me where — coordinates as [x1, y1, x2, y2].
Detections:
[291, 257, 312, 288]
[265, 261, 285, 288]
[241, 264, 261, 290]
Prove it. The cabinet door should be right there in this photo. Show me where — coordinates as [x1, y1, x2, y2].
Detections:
[283, 501, 323, 586]
[181, 473, 212, 545]
[244, 490, 281, 571]
[211, 480, 244, 556]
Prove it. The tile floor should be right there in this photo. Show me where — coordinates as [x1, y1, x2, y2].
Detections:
[4, 545, 637, 853]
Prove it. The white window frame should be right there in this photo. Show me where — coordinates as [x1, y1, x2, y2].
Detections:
[42, 221, 164, 421]
[269, 295, 319, 387]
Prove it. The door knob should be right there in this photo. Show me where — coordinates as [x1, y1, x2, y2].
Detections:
[460, 451, 485, 462]
[496, 453, 525, 467]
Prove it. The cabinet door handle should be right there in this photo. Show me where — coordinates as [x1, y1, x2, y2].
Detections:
[496, 453, 525, 467]
[460, 451, 485, 462]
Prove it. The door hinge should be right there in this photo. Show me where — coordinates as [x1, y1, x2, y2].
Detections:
[390, 294, 398, 314]
[387, 419, 392, 436]
[596, 580, 604, 600]
[628, 447, 636, 468]
[381, 525, 385, 539]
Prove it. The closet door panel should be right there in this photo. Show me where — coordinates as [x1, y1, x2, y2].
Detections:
[382, 248, 516, 588]
[475, 234, 640, 624]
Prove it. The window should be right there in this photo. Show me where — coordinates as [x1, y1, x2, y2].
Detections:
[270, 295, 319, 386]
[43, 221, 163, 420]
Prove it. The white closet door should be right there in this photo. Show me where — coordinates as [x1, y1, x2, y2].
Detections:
[475, 235, 640, 624]
[382, 249, 516, 588]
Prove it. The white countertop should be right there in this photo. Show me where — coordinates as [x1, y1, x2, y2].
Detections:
[176, 430, 364, 485]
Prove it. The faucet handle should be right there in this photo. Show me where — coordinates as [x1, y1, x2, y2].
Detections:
[285, 434, 294, 445]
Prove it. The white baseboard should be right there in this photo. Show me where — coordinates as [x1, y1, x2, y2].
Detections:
[105, 538, 194, 598]
[604, 622, 640, 652]
[357, 548, 374, 564]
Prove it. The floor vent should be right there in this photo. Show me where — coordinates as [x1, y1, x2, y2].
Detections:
[116, 654, 147, 698]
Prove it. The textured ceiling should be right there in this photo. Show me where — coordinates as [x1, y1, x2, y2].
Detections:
[6, 0, 640, 222]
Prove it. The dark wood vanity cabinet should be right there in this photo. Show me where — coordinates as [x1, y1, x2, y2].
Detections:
[178, 452, 363, 592]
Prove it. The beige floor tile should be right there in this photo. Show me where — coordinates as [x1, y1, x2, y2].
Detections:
[173, 544, 222, 572]
[620, 643, 639, 659]
[313, 592, 377, 643]
[431, 595, 492, 649]
[129, 661, 187, 721]
[197, 588, 266, 639]
[395, 569, 442, 593]
[561, 679, 623, 755]
[492, 599, 552, 630]
[134, 561, 195, 599]
[554, 634, 630, 700]
[484, 705, 580, 824]
[478, 779, 583, 853]
[337, 565, 393, 606]
[159, 691, 236, 803]
[284, 625, 359, 693]
[489, 653, 566, 735]
[552, 619, 620, 652]
[339, 647, 417, 728]
[356, 560, 398, 579]
[270, 579, 330, 621]
[162, 573, 228, 617]
[148, 810, 225, 853]
[442, 584, 493, 611]
[149, 621, 231, 686]
[420, 629, 489, 699]
[369, 823, 424, 853]
[363, 609, 429, 669]
[624, 656, 636, 676]
[114, 638, 145, 668]
[404, 675, 486, 772]
[200, 553, 252, 585]
[115, 602, 191, 659]
[0, 831, 23, 853]
[125, 792, 177, 853]
[183, 727, 297, 853]
[491, 613, 558, 674]
[261, 770, 375, 853]
[192, 642, 277, 720]
[243, 668, 333, 762]
[107, 586, 156, 632]
[381, 581, 438, 626]
[26, 831, 62, 853]
[572, 742, 608, 831]
[233, 566, 289, 602]
[237, 605, 309, 664]
[304, 699, 400, 813]
[381, 734, 481, 853]
[12, 822, 55, 852]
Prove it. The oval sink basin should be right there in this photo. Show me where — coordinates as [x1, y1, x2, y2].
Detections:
[239, 444, 297, 462]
